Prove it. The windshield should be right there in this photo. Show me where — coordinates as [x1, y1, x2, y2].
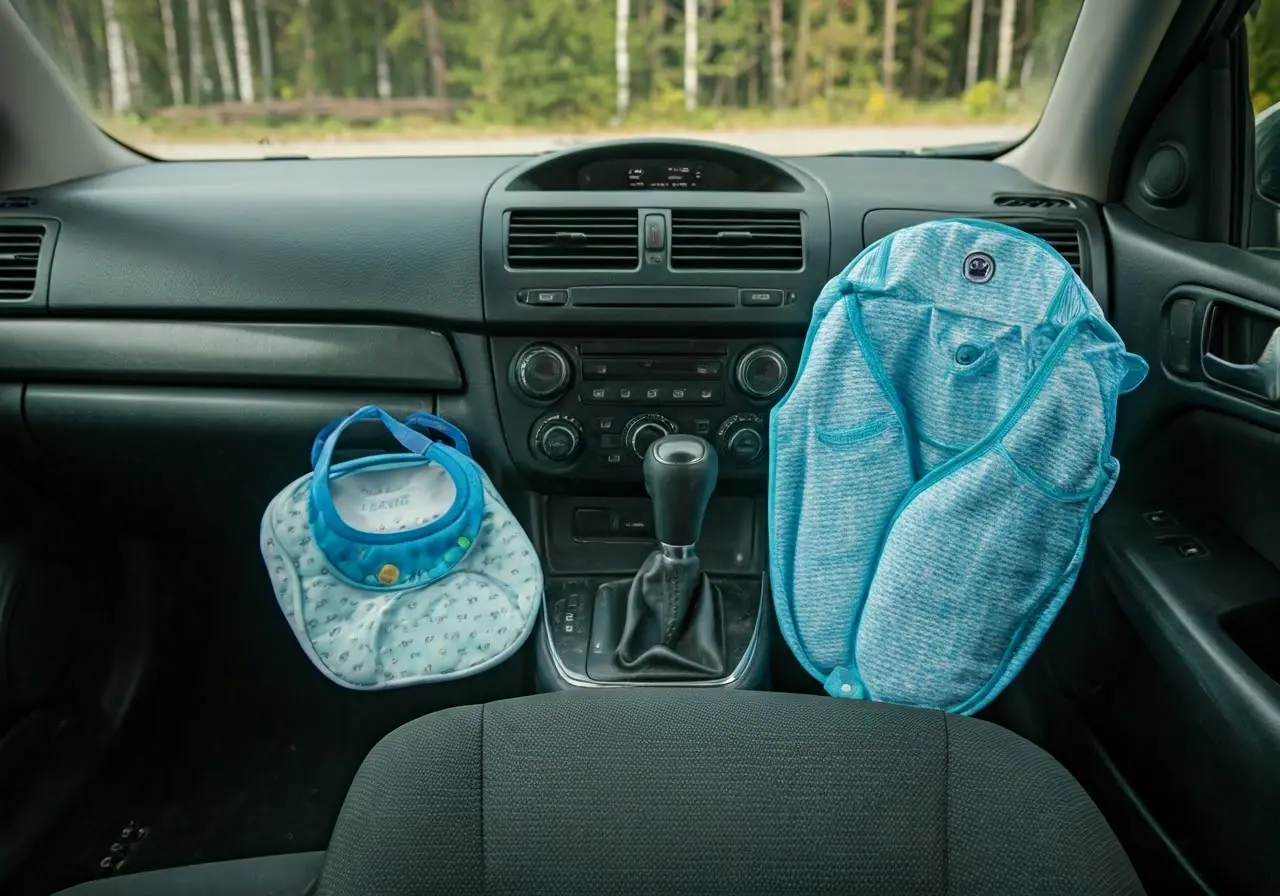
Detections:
[14, 0, 1084, 160]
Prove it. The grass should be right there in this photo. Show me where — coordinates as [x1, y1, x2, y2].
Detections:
[99, 92, 1043, 146]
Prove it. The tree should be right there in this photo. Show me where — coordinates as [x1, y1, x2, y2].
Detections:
[374, 0, 391, 100]
[229, 0, 255, 103]
[158, 0, 185, 105]
[298, 0, 316, 100]
[996, 0, 1015, 93]
[207, 2, 236, 100]
[616, 0, 631, 120]
[965, 0, 983, 91]
[255, 0, 274, 98]
[908, 0, 930, 99]
[790, 0, 813, 106]
[882, 0, 898, 93]
[422, 1, 446, 98]
[102, 0, 131, 113]
[187, 0, 205, 103]
[684, 0, 698, 111]
[769, 0, 783, 108]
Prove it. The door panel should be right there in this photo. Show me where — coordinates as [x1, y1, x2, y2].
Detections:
[1071, 205, 1280, 895]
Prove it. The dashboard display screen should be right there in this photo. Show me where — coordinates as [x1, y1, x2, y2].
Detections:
[577, 158, 740, 191]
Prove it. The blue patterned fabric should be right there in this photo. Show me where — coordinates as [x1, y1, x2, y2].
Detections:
[261, 406, 542, 689]
[769, 219, 1147, 714]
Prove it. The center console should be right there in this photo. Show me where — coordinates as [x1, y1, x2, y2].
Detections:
[481, 139, 832, 690]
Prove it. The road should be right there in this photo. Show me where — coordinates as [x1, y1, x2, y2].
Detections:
[146, 124, 1027, 159]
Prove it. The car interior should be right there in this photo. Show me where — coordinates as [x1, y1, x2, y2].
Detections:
[1, 0, 1278, 893]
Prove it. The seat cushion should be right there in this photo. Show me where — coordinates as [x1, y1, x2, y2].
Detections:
[316, 690, 1143, 896]
[52, 852, 324, 895]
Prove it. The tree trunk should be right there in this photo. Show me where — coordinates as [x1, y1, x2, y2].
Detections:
[374, 0, 392, 100]
[101, 0, 131, 113]
[124, 30, 145, 111]
[299, 0, 316, 101]
[228, 0, 255, 103]
[965, 0, 984, 90]
[769, 0, 784, 108]
[188, 0, 205, 104]
[683, 0, 697, 111]
[207, 3, 236, 100]
[790, 0, 812, 105]
[616, 0, 631, 120]
[882, 0, 898, 94]
[158, 0, 185, 105]
[255, 0, 274, 99]
[747, 11, 760, 108]
[822, 0, 837, 102]
[422, 0, 446, 98]
[57, 0, 89, 94]
[335, 0, 353, 96]
[996, 0, 1016, 92]
[908, 0, 929, 98]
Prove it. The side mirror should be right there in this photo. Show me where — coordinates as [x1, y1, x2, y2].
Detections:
[1258, 101, 1280, 205]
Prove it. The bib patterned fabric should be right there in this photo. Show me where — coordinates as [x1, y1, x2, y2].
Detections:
[260, 406, 542, 689]
[770, 219, 1147, 714]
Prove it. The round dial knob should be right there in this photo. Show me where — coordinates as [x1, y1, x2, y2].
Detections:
[717, 414, 766, 465]
[532, 415, 582, 463]
[735, 346, 790, 400]
[623, 414, 677, 460]
[513, 344, 572, 400]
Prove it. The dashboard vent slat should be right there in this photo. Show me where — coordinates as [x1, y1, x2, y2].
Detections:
[995, 219, 1086, 278]
[507, 209, 639, 270]
[993, 194, 1074, 209]
[671, 210, 803, 271]
[0, 223, 46, 300]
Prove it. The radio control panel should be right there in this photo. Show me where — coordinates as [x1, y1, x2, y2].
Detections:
[491, 337, 802, 482]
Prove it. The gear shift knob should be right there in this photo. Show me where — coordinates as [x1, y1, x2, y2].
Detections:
[643, 434, 718, 550]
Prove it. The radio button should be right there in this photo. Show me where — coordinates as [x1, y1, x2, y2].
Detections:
[520, 289, 569, 306]
[584, 386, 614, 403]
[739, 288, 784, 307]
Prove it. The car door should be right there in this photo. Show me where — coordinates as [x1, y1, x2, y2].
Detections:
[986, 8, 1280, 896]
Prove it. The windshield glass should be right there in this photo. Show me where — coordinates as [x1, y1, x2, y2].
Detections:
[14, 0, 1084, 160]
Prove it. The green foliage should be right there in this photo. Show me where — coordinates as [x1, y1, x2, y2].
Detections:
[961, 79, 997, 116]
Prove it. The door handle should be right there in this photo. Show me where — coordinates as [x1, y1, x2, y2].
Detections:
[1203, 326, 1280, 402]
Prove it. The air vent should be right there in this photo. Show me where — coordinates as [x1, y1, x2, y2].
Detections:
[1001, 219, 1085, 277]
[0, 223, 45, 300]
[506, 209, 639, 270]
[993, 194, 1074, 209]
[0, 196, 36, 210]
[670, 210, 803, 271]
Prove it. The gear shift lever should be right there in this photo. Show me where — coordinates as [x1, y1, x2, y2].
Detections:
[645, 434, 719, 553]
[603, 434, 727, 678]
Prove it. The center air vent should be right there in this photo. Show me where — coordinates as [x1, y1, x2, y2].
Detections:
[0, 223, 46, 300]
[1000, 219, 1085, 278]
[993, 194, 1074, 209]
[507, 209, 639, 270]
[670, 210, 803, 271]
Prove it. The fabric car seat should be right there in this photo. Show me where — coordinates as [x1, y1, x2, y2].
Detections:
[53, 690, 1144, 896]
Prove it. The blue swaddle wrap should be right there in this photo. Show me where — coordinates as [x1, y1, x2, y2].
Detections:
[770, 219, 1147, 714]
[261, 406, 542, 689]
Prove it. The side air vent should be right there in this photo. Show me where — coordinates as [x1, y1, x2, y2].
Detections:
[1001, 219, 1085, 277]
[0, 223, 46, 300]
[506, 209, 639, 270]
[670, 210, 803, 271]
[993, 194, 1074, 209]
[0, 196, 37, 210]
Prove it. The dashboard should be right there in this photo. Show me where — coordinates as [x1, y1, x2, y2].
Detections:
[0, 138, 1104, 495]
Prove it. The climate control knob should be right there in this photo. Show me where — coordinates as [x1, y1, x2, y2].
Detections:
[532, 415, 583, 463]
[717, 414, 767, 465]
[734, 346, 790, 400]
[513, 343, 572, 401]
[623, 414, 677, 460]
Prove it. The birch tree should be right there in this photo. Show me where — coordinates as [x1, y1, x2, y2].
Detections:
[996, 0, 1016, 92]
[965, 0, 984, 90]
[615, 0, 630, 121]
[229, 0, 255, 103]
[769, 0, 783, 108]
[187, 0, 205, 103]
[683, 0, 697, 111]
[159, 0, 185, 105]
[882, 0, 898, 93]
[207, 2, 236, 100]
[255, 0, 274, 99]
[102, 0, 131, 113]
